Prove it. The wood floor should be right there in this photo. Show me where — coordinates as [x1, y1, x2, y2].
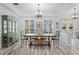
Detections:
[0, 40, 79, 55]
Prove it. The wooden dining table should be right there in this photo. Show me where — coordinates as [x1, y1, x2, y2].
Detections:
[24, 34, 56, 48]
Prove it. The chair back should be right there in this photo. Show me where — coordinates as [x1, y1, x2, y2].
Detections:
[56, 31, 60, 39]
[20, 31, 25, 39]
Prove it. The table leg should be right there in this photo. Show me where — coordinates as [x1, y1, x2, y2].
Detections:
[29, 37, 32, 48]
[48, 37, 51, 48]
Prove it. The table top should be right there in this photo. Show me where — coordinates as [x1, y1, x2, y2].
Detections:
[24, 34, 56, 37]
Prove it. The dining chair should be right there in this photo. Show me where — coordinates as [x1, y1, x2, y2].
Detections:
[20, 31, 28, 46]
[52, 31, 60, 45]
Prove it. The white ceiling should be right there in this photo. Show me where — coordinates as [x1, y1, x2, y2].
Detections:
[1, 3, 79, 17]
[14, 3, 65, 16]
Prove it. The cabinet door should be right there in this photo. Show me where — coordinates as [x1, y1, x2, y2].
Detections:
[2, 15, 8, 47]
[13, 21, 16, 42]
[2, 15, 8, 35]
[49, 20, 52, 34]
[25, 20, 29, 34]
[30, 20, 34, 33]
[44, 20, 49, 34]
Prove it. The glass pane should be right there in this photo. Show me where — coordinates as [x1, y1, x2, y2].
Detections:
[4, 21, 7, 24]
[4, 25, 7, 29]
[13, 30, 15, 32]
[4, 30, 7, 33]
[10, 30, 11, 32]
[9, 21, 12, 32]
[10, 21, 11, 28]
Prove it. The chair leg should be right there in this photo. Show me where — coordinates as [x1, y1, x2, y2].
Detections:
[53, 40, 55, 46]
[21, 40, 24, 47]
[58, 40, 59, 45]
[21, 40, 22, 47]
[25, 40, 27, 46]
[53, 40, 59, 46]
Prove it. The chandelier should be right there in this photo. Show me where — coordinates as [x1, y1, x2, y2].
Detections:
[34, 4, 43, 18]
[73, 8, 78, 19]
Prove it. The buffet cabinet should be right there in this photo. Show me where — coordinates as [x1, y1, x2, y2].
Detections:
[2, 15, 18, 47]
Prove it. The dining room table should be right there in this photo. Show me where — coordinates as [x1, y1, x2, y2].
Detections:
[24, 34, 56, 48]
